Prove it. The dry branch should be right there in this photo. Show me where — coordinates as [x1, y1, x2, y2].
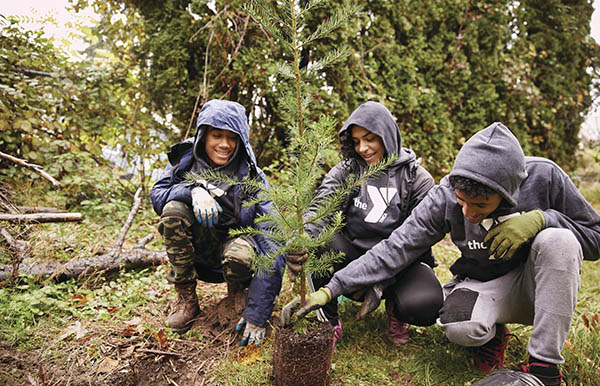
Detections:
[0, 151, 61, 187]
[112, 187, 143, 257]
[0, 213, 83, 223]
[0, 248, 168, 282]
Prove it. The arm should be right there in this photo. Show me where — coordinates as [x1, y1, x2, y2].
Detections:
[543, 166, 600, 261]
[304, 162, 351, 236]
[150, 163, 193, 215]
[242, 180, 286, 327]
[326, 185, 450, 298]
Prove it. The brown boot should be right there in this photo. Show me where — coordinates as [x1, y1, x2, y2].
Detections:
[166, 282, 200, 333]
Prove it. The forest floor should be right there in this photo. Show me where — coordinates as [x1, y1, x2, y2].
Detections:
[0, 280, 259, 385]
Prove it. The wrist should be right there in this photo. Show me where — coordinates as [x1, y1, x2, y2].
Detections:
[321, 287, 332, 302]
[532, 209, 546, 227]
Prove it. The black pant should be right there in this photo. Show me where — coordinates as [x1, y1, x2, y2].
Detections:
[312, 233, 443, 326]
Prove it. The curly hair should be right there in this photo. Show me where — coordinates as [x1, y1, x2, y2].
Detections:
[449, 175, 497, 198]
[339, 125, 361, 161]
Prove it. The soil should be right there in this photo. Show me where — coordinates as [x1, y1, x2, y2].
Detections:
[0, 282, 260, 386]
[272, 321, 334, 386]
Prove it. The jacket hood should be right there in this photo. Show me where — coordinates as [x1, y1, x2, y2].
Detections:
[339, 101, 413, 166]
[193, 99, 259, 169]
[449, 122, 527, 207]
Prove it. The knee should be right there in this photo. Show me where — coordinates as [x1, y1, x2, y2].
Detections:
[158, 201, 194, 240]
[222, 236, 254, 286]
[531, 228, 582, 269]
[394, 291, 443, 326]
[444, 321, 491, 347]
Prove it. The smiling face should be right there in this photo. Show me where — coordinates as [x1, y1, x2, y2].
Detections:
[351, 125, 386, 165]
[204, 127, 238, 167]
[454, 189, 503, 224]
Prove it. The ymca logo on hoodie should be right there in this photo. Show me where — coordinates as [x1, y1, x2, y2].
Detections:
[353, 186, 398, 223]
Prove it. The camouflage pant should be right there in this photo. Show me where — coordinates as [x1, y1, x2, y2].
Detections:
[158, 201, 254, 288]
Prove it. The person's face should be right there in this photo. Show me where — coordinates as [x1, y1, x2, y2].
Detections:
[351, 125, 385, 165]
[204, 127, 238, 167]
[454, 189, 503, 224]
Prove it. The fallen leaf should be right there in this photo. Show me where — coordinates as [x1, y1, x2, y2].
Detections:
[152, 329, 169, 349]
[71, 293, 90, 307]
[237, 345, 264, 364]
[122, 345, 136, 358]
[124, 317, 143, 326]
[106, 305, 120, 314]
[59, 321, 88, 341]
[97, 357, 119, 373]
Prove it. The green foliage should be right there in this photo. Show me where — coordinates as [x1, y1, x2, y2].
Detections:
[0, 266, 170, 347]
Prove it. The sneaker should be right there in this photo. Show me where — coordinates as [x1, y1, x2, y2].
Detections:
[332, 320, 343, 349]
[521, 360, 563, 386]
[386, 301, 409, 345]
[473, 324, 510, 373]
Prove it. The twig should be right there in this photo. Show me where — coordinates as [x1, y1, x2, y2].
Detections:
[136, 348, 182, 357]
[134, 234, 155, 249]
[0, 226, 30, 285]
[0, 151, 61, 187]
[0, 227, 30, 253]
[112, 187, 143, 257]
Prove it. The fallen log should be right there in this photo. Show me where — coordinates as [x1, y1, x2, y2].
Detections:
[0, 213, 83, 223]
[0, 248, 167, 282]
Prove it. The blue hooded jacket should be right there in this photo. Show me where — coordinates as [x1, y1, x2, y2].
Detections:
[150, 99, 285, 327]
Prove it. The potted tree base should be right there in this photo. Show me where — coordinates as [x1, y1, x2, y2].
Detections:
[272, 320, 334, 386]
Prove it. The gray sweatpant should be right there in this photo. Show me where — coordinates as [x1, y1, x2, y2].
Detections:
[437, 228, 583, 364]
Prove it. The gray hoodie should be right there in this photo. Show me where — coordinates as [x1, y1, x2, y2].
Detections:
[326, 122, 600, 297]
[307, 101, 435, 253]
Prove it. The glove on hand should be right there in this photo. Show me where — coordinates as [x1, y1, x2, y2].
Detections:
[285, 250, 308, 282]
[281, 287, 332, 326]
[484, 209, 545, 260]
[191, 186, 223, 228]
[236, 318, 265, 347]
[355, 283, 384, 320]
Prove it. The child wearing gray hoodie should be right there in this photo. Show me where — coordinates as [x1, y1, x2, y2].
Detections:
[288, 101, 443, 347]
[294, 122, 600, 386]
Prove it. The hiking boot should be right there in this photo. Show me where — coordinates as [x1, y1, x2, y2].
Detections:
[332, 320, 343, 350]
[166, 282, 200, 333]
[473, 324, 510, 373]
[386, 301, 409, 345]
[521, 360, 563, 386]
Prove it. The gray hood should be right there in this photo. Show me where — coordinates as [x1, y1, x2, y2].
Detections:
[339, 101, 414, 166]
[449, 122, 527, 207]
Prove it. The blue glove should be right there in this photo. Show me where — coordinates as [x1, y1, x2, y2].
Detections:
[191, 187, 223, 227]
[236, 318, 265, 346]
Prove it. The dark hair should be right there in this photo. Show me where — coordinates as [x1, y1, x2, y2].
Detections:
[449, 175, 496, 198]
[339, 126, 358, 161]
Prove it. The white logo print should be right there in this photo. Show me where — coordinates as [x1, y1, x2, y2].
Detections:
[363, 186, 397, 223]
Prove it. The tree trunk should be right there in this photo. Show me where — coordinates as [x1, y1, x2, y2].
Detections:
[0, 249, 167, 282]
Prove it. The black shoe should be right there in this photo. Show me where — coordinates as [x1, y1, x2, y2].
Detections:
[521, 361, 563, 386]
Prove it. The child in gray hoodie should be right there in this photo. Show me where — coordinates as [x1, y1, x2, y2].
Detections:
[287, 101, 443, 348]
[293, 122, 600, 385]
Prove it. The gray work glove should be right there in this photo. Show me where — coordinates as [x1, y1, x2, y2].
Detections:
[236, 318, 265, 346]
[191, 186, 223, 227]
